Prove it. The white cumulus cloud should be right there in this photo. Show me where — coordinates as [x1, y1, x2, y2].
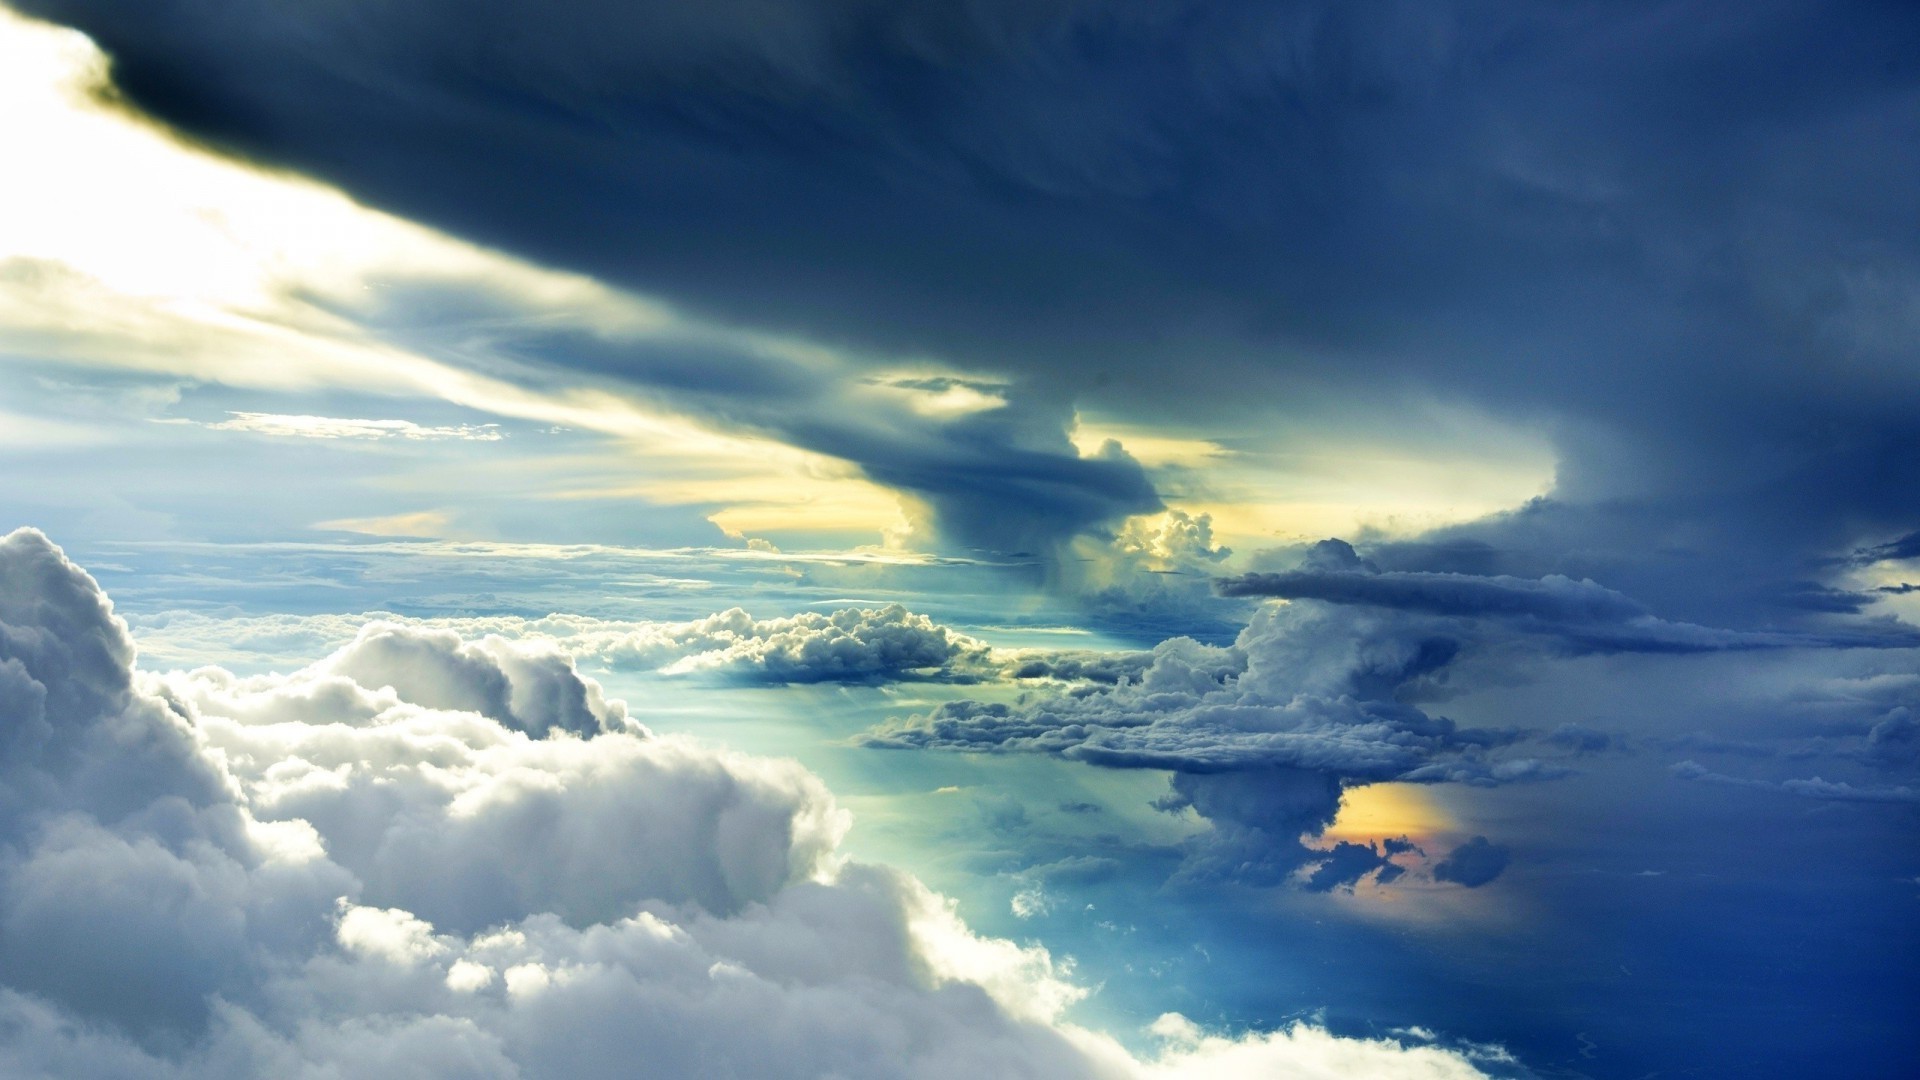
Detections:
[0, 527, 1503, 1078]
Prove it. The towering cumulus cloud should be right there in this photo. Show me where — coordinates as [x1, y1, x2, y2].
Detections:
[0, 529, 1499, 1078]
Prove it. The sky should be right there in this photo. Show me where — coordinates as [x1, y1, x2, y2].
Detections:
[0, 2, 1915, 1077]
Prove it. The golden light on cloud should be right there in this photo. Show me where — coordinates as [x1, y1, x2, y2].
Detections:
[1162, 438, 1553, 548]
[1073, 397, 1556, 550]
[313, 510, 453, 538]
[1070, 420, 1228, 469]
[874, 375, 1008, 418]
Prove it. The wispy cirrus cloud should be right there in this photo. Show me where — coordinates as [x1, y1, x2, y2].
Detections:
[162, 411, 504, 441]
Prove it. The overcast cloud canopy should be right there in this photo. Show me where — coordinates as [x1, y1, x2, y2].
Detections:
[13, 0, 1920, 593]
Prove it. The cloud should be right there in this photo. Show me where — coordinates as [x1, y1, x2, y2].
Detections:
[311, 621, 635, 737]
[1065, 510, 1245, 641]
[1143, 1014, 1505, 1080]
[1867, 707, 1918, 766]
[1670, 761, 1920, 805]
[1850, 530, 1920, 566]
[0, 527, 1502, 1076]
[137, 602, 1194, 689]
[165, 412, 505, 441]
[1541, 723, 1613, 755]
[1004, 649, 1156, 685]
[1218, 541, 1920, 654]
[1300, 840, 1405, 893]
[18, 0, 1920, 611]
[1220, 565, 1649, 624]
[584, 604, 999, 684]
[866, 595, 1552, 884]
[0, 11, 1156, 558]
[128, 604, 1002, 687]
[1431, 837, 1511, 888]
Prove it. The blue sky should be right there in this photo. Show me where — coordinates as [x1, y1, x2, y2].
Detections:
[0, 3, 1916, 1077]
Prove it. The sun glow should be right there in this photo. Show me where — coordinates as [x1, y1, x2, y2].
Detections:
[1320, 783, 1455, 845]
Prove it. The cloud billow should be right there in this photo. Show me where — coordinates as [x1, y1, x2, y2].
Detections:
[0, 528, 1505, 1077]
[1431, 836, 1510, 888]
[135, 604, 1005, 687]
[866, 594, 1554, 886]
[584, 603, 1000, 684]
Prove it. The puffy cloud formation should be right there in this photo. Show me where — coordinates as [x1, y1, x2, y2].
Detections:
[0, 529, 1502, 1077]
[310, 622, 635, 738]
[1067, 510, 1244, 639]
[1003, 649, 1156, 685]
[582, 605, 998, 684]
[866, 594, 1550, 885]
[134, 605, 1000, 687]
[1431, 837, 1510, 889]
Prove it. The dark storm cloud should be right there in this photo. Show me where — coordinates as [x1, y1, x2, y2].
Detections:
[1220, 565, 1648, 623]
[336, 280, 1163, 556]
[1301, 840, 1403, 893]
[1431, 836, 1510, 888]
[1221, 540, 1920, 653]
[17, 0, 1920, 603]
[1851, 530, 1920, 566]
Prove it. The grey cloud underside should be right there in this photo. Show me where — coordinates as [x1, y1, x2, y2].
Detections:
[1301, 839, 1416, 893]
[1004, 650, 1155, 685]
[1215, 546, 1920, 812]
[18, 0, 1920, 604]
[1431, 836, 1510, 888]
[862, 605, 1527, 781]
[1216, 561, 1920, 654]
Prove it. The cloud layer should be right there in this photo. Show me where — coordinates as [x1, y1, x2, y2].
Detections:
[0, 527, 1506, 1077]
[1218, 539, 1920, 653]
[866, 591, 1555, 887]
[18, 0, 1920, 601]
[133, 604, 1002, 687]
